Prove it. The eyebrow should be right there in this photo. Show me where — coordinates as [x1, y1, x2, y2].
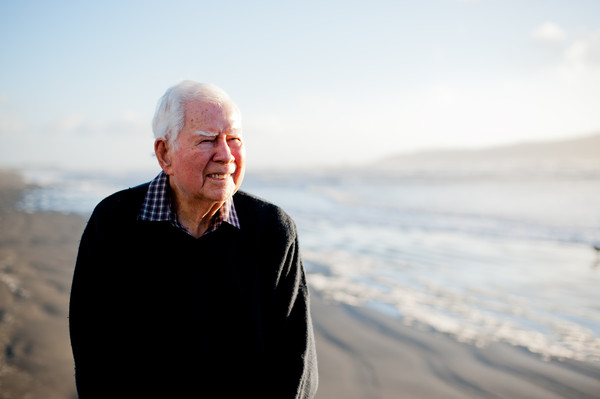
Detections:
[194, 129, 242, 137]
[195, 131, 219, 137]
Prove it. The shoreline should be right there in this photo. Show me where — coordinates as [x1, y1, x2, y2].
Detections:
[311, 291, 600, 398]
[1, 169, 599, 398]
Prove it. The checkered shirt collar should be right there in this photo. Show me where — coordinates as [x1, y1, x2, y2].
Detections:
[138, 171, 240, 235]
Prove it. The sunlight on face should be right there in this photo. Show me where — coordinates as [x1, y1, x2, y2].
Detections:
[165, 100, 246, 206]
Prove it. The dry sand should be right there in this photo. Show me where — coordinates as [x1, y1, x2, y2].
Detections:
[0, 170, 83, 399]
[0, 169, 599, 399]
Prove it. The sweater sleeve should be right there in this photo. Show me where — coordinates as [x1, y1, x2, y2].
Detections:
[69, 210, 112, 397]
[268, 223, 319, 399]
[69, 199, 137, 398]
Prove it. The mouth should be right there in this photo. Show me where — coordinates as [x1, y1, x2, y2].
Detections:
[206, 170, 236, 181]
[207, 165, 237, 181]
[207, 173, 230, 180]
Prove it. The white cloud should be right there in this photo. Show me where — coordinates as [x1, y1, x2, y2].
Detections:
[51, 112, 148, 137]
[0, 95, 26, 134]
[52, 115, 87, 133]
[533, 21, 567, 44]
[0, 112, 25, 134]
[564, 29, 600, 69]
[0, 110, 156, 171]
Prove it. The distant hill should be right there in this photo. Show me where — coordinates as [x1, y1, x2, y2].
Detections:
[374, 133, 600, 178]
[383, 133, 600, 164]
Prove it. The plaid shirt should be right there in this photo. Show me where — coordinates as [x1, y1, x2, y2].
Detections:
[138, 171, 240, 236]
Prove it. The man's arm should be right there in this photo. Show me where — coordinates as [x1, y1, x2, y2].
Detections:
[69, 213, 120, 398]
[69, 207, 135, 398]
[269, 229, 319, 399]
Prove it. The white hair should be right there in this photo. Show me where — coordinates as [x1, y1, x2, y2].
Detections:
[152, 81, 240, 146]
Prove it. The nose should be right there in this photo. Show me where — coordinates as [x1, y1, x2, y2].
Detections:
[213, 136, 235, 164]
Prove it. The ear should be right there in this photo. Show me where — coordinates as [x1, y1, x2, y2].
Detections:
[155, 139, 174, 174]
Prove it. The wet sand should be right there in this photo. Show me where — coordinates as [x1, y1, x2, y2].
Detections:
[1, 169, 599, 398]
[312, 293, 600, 399]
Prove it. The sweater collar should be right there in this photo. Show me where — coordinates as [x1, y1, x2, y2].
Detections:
[137, 171, 240, 235]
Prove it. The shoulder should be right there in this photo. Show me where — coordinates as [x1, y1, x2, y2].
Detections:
[233, 190, 294, 223]
[89, 182, 149, 223]
[233, 190, 297, 238]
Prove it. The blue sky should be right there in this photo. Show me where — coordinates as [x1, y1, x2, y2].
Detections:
[1, 0, 600, 171]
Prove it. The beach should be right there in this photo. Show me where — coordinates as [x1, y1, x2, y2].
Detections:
[0, 171, 82, 399]
[1, 169, 600, 398]
[312, 293, 600, 399]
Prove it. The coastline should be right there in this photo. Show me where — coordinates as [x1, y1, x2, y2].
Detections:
[0, 169, 599, 399]
[311, 292, 600, 398]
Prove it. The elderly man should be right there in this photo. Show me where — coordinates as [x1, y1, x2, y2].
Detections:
[69, 81, 318, 398]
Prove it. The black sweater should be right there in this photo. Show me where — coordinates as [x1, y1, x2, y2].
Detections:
[69, 184, 318, 398]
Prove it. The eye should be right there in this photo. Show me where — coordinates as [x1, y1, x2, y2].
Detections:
[197, 138, 216, 146]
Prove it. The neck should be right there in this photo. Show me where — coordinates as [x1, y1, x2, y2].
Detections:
[171, 194, 224, 238]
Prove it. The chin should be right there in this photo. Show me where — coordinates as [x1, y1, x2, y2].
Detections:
[206, 188, 235, 202]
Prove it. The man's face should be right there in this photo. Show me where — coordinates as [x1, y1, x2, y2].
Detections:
[162, 99, 245, 206]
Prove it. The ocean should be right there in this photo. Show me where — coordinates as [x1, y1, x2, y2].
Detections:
[17, 164, 600, 363]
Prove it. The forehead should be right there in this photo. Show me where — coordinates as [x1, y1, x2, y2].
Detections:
[183, 99, 241, 133]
